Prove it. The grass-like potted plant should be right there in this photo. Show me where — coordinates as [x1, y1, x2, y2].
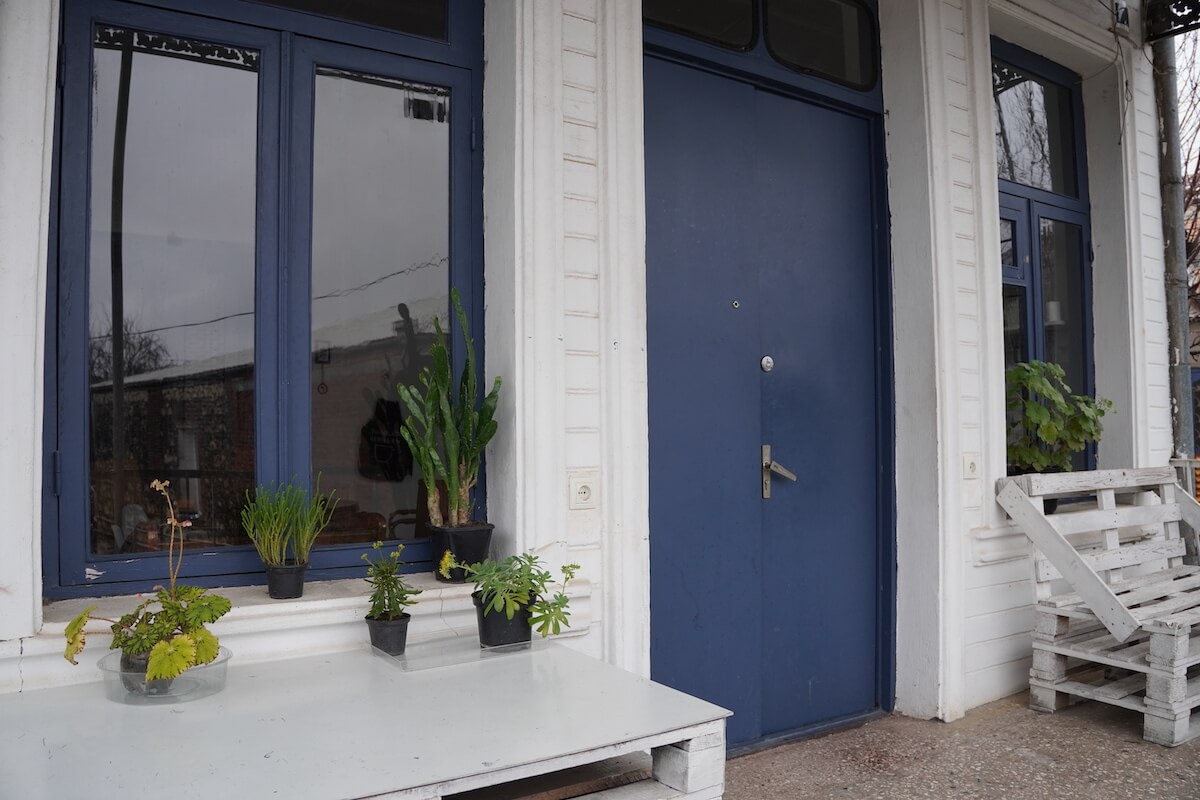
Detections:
[397, 288, 502, 583]
[63, 480, 233, 699]
[241, 480, 337, 599]
[362, 541, 423, 655]
[443, 552, 580, 647]
[1006, 360, 1112, 512]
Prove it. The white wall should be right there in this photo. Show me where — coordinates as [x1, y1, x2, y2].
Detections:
[482, 0, 650, 678]
[960, 0, 1173, 711]
[0, 0, 58, 642]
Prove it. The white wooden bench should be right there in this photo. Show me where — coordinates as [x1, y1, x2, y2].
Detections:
[0, 644, 730, 798]
[997, 467, 1200, 746]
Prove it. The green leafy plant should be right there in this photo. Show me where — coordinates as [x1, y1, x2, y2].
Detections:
[1006, 360, 1112, 473]
[443, 552, 580, 637]
[63, 480, 232, 682]
[291, 479, 338, 564]
[241, 482, 300, 566]
[395, 288, 502, 529]
[362, 541, 422, 620]
[241, 479, 337, 566]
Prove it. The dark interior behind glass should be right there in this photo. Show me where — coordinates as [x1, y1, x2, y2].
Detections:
[257, 0, 447, 41]
[643, 0, 756, 50]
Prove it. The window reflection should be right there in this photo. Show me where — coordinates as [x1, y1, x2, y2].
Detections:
[765, 0, 876, 89]
[1040, 218, 1086, 394]
[88, 28, 258, 555]
[993, 59, 1077, 196]
[310, 68, 450, 545]
[1002, 284, 1028, 368]
[643, 0, 756, 49]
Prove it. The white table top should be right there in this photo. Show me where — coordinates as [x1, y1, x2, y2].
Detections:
[0, 644, 728, 799]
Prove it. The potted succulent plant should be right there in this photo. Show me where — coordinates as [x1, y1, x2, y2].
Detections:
[241, 480, 338, 599]
[63, 479, 233, 698]
[442, 552, 580, 648]
[397, 288, 502, 583]
[1006, 360, 1112, 512]
[362, 541, 422, 655]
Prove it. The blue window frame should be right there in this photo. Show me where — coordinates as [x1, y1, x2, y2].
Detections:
[44, 0, 483, 598]
[993, 38, 1095, 467]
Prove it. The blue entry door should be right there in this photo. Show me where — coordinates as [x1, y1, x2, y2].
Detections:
[646, 56, 883, 748]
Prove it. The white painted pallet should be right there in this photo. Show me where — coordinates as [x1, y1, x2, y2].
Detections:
[997, 469, 1200, 746]
[0, 644, 730, 799]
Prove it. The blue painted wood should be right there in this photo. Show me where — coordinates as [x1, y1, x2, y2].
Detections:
[643, 0, 882, 117]
[46, 0, 481, 596]
[645, 57, 885, 745]
[286, 37, 475, 575]
[54, 0, 286, 591]
[645, 56, 765, 746]
[756, 89, 879, 733]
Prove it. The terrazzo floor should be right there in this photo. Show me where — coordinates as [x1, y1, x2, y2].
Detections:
[725, 693, 1200, 799]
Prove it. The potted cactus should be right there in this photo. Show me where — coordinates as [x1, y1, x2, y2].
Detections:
[397, 288, 501, 583]
[362, 541, 422, 655]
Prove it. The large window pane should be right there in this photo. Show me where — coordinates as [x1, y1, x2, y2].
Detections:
[310, 68, 450, 546]
[765, 0, 876, 90]
[1002, 284, 1028, 368]
[1040, 218, 1086, 393]
[643, 0, 756, 50]
[258, 0, 447, 41]
[993, 59, 1077, 196]
[88, 29, 258, 555]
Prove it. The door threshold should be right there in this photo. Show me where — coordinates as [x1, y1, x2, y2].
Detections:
[727, 708, 886, 758]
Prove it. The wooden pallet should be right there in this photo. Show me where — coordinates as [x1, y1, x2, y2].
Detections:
[998, 468, 1200, 746]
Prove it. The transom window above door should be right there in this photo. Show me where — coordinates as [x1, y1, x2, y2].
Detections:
[643, 0, 878, 91]
[47, 0, 482, 596]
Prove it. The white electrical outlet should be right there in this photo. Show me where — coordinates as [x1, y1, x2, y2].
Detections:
[963, 453, 980, 480]
[569, 471, 600, 510]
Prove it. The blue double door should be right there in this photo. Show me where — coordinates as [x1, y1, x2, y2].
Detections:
[645, 56, 886, 747]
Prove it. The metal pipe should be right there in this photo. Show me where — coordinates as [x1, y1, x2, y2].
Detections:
[1152, 37, 1195, 459]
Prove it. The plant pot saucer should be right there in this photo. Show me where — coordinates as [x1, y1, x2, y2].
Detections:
[98, 647, 232, 705]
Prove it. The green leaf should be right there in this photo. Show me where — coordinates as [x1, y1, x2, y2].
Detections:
[191, 627, 220, 665]
[63, 606, 96, 665]
[146, 634, 197, 681]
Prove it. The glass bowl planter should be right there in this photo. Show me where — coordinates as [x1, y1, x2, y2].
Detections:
[97, 647, 232, 705]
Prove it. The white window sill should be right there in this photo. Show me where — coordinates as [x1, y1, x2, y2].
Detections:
[2, 576, 592, 694]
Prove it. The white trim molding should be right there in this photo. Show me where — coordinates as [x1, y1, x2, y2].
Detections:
[0, 0, 59, 641]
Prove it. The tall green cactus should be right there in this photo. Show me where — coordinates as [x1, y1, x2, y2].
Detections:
[395, 288, 501, 528]
[440, 288, 501, 526]
[396, 356, 448, 529]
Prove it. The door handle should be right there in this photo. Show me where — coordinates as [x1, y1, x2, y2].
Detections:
[762, 444, 797, 499]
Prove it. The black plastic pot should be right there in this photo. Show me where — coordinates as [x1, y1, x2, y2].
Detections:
[265, 560, 308, 599]
[431, 523, 494, 583]
[473, 591, 534, 648]
[365, 613, 412, 656]
[119, 651, 173, 696]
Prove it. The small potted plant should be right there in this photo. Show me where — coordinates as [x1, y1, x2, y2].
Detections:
[241, 480, 337, 599]
[63, 480, 233, 698]
[397, 288, 502, 583]
[443, 552, 580, 647]
[1006, 360, 1112, 511]
[362, 541, 422, 655]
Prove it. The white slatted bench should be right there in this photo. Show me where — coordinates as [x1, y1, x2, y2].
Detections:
[997, 467, 1200, 746]
[0, 644, 730, 798]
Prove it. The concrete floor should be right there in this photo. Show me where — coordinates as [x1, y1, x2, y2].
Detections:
[725, 694, 1200, 799]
